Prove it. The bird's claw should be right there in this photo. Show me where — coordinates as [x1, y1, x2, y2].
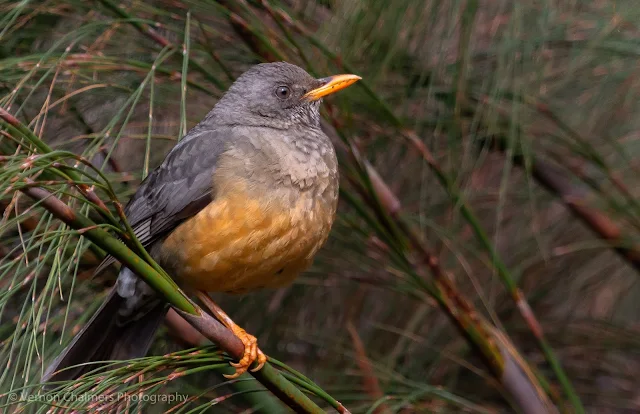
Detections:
[223, 326, 267, 379]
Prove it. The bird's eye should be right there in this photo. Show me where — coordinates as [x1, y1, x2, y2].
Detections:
[275, 85, 290, 99]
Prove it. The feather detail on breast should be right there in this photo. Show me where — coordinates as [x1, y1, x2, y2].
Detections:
[156, 187, 335, 293]
[155, 128, 338, 293]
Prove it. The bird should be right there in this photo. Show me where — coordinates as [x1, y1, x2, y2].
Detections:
[43, 62, 360, 383]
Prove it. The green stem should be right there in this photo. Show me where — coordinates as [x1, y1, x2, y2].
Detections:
[22, 185, 197, 314]
[1, 107, 337, 413]
[293, 17, 584, 408]
[97, 0, 226, 90]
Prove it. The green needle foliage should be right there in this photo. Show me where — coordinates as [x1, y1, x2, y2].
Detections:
[2, 0, 640, 412]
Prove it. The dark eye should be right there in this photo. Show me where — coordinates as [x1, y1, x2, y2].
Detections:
[275, 85, 290, 99]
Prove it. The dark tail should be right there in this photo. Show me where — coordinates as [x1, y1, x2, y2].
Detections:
[43, 286, 168, 383]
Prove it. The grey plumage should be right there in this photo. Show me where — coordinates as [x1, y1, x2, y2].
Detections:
[115, 62, 327, 250]
[43, 62, 341, 383]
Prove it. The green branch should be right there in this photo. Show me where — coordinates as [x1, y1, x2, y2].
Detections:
[1, 107, 343, 414]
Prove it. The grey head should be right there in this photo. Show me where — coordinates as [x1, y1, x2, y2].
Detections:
[207, 62, 361, 130]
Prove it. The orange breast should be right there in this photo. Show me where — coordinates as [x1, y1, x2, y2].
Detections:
[157, 191, 335, 293]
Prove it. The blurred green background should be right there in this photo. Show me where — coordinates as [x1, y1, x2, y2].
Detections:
[1, 0, 640, 412]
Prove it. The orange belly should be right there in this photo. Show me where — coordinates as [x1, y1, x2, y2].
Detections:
[157, 192, 334, 293]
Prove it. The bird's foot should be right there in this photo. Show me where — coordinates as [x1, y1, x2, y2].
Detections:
[194, 291, 267, 378]
[224, 325, 267, 379]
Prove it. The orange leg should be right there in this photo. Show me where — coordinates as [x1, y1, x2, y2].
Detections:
[196, 291, 267, 378]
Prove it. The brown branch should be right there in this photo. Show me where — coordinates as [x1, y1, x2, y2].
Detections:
[346, 322, 389, 414]
[165, 309, 207, 348]
[324, 116, 556, 411]
[20, 184, 244, 352]
[215, 0, 286, 63]
[19, 184, 331, 413]
[98, 0, 171, 48]
[2, 92, 340, 413]
[516, 155, 640, 271]
[0, 106, 21, 127]
[1, 197, 40, 234]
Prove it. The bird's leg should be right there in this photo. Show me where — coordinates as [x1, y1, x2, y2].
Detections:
[195, 291, 266, 378]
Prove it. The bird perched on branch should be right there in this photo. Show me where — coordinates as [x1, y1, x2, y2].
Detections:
[43, 62, 360, 382]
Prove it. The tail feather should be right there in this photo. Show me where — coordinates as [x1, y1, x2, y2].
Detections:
[43, 287, 167, 383]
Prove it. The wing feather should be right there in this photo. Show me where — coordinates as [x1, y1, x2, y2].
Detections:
[95, 126, 229, 274]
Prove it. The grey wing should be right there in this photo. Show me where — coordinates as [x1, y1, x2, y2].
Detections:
[96, 127, 229, 273]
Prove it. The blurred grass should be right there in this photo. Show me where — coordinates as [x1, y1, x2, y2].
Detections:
[1, 0, 640, 412]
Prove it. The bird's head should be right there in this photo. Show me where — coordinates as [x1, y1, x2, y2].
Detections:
[212, 62, 360, 129]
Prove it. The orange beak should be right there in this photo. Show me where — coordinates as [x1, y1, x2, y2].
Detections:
[303, 74, 361, 101]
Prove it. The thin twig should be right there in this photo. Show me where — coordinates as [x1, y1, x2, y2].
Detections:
[20, 184, 327, 413]
[1, 105, 336, 413]
[519, 155, 640, 270]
